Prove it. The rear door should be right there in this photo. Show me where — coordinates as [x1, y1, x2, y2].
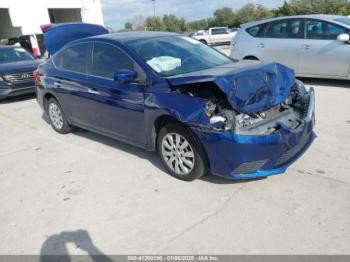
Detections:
[50, 42, 95, 126]
[298, 19, 350, 77]
[83, 42, 147, 146]
[257, 18, 304, 73]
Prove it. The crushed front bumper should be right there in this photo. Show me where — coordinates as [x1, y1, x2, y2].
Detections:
[192, 88, 315, 180]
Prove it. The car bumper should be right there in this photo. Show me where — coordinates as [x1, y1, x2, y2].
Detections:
[191, 88, 315, 180]
[0, 84, 36, 99]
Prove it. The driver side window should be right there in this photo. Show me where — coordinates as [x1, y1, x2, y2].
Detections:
[306, 19, 347, 40]
[92, 43, 135, 78]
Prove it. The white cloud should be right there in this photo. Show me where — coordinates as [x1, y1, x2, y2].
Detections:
[101, 0, 285, 30]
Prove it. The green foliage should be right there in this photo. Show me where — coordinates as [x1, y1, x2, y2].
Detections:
[236, 4, 274, 24]
[274, 0, 350, 16]
[213, 7, 236, 27]
[162, 14, 186, 32]
[124, 21, 133, 31]
[145, 16, 165, 31]
[123, 1, 350, 32]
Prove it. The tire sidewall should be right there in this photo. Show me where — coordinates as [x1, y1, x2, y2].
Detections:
[157, 122, 206, 181]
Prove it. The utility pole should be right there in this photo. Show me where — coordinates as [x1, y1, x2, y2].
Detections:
[152, 0, 156, 17]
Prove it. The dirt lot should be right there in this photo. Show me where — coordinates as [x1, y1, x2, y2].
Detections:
[0, 51, 350, 255]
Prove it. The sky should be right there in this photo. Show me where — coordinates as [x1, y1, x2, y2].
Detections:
[101, 0, 286, 30]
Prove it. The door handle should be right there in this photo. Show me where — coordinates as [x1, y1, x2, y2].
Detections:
[87, 88, 100, 95]
[304, 44, 311, 50]
[258, 43, 265, 48]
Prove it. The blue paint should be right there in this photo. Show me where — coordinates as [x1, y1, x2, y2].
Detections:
[36, 23, 315, 180]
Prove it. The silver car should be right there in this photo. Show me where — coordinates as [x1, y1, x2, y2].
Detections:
[230, 15, 350, 80]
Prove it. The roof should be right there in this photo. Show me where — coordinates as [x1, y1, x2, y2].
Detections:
[89, 31, 181, 44]
[241, 14, 348, 28]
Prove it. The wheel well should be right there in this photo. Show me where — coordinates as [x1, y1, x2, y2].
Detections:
[199, 39, 207, 44]
[243, 55, 259, 60]
[43, 93, 56, 112]
[153, 115, 210, 169]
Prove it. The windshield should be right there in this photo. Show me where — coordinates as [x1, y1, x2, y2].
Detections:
[127, 36, 234, 77]
[334, 17, 350, 27]
[0, 47, 34, 64]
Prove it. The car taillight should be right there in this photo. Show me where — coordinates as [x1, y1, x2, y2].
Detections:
[33, 70, 39, 82]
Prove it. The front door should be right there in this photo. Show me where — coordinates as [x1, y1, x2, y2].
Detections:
[83, 42, 147, 146]
[299, 19, 350, 77]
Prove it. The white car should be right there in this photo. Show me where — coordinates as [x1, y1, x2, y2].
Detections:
[230, 15, 350, 80]
[193, 27, 237, 45]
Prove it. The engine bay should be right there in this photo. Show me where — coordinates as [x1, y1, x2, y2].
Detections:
[173, 80, 311, 135]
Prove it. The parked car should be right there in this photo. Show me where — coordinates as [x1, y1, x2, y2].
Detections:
[230, 15, 350, 80]
[0, 45, 42, 100]
[192, 27, 237, 45]
[36, 23, 315, 181]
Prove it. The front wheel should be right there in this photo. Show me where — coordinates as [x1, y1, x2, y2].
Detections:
[157, 123, 207, 181]
[46, 98, 72, 134]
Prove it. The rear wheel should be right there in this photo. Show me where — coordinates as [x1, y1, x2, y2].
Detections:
[157, 123, 207, 181]
[46, 98, 72, 134]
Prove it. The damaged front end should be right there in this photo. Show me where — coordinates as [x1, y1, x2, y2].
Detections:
[172, 78, 313, 136]
[167, 62, 315, 179]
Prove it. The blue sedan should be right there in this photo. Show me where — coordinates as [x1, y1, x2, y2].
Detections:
[35, 23, 315, 181]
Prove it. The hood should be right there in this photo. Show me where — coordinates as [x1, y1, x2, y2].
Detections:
[0, 60, 42, 75]
[42, 23, 109, 55]
[167, 62, 295, 114]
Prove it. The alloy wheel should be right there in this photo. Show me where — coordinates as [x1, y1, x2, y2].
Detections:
[161, 133, 195, 175]
[48, 102, 64, 130]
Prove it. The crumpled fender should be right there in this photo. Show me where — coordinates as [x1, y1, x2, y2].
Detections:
[167, 62, 295, 114]
[145, 92, 209, 125]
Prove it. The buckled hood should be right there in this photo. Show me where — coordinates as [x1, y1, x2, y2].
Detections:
[167, 62, 296, 114]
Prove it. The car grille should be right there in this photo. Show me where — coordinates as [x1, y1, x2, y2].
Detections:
[3, 72, 34, 83]
[232, 160, 268, 174]
[274, 135, 309, 168]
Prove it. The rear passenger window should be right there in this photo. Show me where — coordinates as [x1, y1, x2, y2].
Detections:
[265, 19, 302, 39]
[92, 43, 134, 78]
[247, 25, 263, 37]
[265, 21, 288, 38]
[54, 43, 91, 73]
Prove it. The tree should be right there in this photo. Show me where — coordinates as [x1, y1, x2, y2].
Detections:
[145, 16, 164, 31]
[186, 19, 210, 32]
[162, 14, 186, 32]
[236, 4, 274, 25]
[213, 7, 236, 27]
[124, 21, 133, 31]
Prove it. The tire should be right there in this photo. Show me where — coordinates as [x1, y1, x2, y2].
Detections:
[199, 39, 207, 45]
[46, 98, 72, 134]
[157, 122, 207, 181]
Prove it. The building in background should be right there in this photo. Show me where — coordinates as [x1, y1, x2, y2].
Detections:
[0, 0, 104, 56]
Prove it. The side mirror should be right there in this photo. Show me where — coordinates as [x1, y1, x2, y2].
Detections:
[114, 69, 137, 83]
[337, 33, 350, 42]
